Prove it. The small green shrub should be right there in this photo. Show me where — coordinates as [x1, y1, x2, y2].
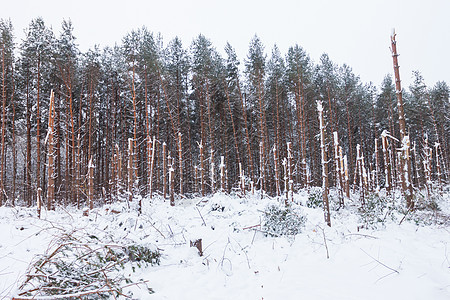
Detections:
[262, 204, 307, 237]
[358, 193, 392, 229]
[306, 187, 323, 208]
[126, 244, 161, 267]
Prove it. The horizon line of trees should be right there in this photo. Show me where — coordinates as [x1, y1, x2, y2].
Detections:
[0, 18, 448, 212]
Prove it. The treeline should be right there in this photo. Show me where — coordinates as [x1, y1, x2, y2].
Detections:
[0, 18, 448, 210]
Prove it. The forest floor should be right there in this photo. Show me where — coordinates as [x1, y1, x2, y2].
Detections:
[0, 186, 449, 299]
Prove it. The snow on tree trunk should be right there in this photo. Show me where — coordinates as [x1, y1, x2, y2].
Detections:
[163, 142, 167, 199]
[381, 134, 392, 194]
[273, 145, 280, 197]
[375, 138, 380, 191]
[149, 136, 156, 199]
[434, 142, 442, 192]
[391, 30, 414, 209]
[199, 141, 205, 197]
[259, 141, 264, 199]
[210, 148, 215, 194]
[128, 138, 133, 203]
[0, 46, 6, 206]
[47, 90, 55, 211]
[287, 142, 293, 203]
[333, 132, 344, 207]
[283, 158, 288, 205]
[317, 101, 331, 227]
[423, 135, 432, 198]
[356, 144, 364, 206]
[168, 155, 175, 206]
[239, 163, 245, 196]
[88, 156, 94, 210]
[178, 132, 183, 195]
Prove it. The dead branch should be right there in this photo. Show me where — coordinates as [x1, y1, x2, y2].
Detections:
[360, 248, 399, 274]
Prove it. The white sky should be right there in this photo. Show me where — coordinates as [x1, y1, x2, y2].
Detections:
[3, 0, 449, 89]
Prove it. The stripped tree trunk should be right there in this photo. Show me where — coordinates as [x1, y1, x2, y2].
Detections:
[356, 144, 364, 205]
[375, 138, 380, 190]
[435, 143, 442, 191]
[343, 154, 349, 198]
[333, 132, 344, 207]
[287, 142, 293, 203]
[168, 155, 175, 206]
[391, 31, 414, 209]
[423, 136, 432, 198]
[413, 142, 421, 188]
[317, 101, 331, 227]
[210, 148, 215, 194]
[381, 133, 392, 194]
[220, 156, 225, 192]
[283, 158, 288, 205]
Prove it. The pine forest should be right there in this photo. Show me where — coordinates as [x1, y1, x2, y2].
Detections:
[0, 18, 449, 299]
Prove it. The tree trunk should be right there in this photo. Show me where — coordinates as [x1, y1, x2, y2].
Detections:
[47, 91, 55, 211]
[391, 31, 414, 209]
[317, 101, 331, 227]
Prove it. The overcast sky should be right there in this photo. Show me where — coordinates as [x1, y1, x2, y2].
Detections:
[3, 0, 449, 89]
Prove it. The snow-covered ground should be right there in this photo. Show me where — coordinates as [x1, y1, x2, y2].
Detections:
[1, 188, 449, 299]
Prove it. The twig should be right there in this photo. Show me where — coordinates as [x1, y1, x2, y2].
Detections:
[149, 221, 166, 239]
[360, 248, 399, 274]
[399, 207, 413, 225]
[13, 280, 148, 300]
[318, 226, 329, 259]
[231, 237, 251, 269]
[242, 224, 261, 230]
[195, 206, 206, 226]
[344, 233, 378, 239]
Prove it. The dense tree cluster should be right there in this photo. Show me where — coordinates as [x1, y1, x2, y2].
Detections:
[0, 18, 448, 210]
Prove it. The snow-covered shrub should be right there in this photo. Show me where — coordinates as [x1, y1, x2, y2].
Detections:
[306, 187, 323, 208]
[358, 193, 392, 229]
[17, 234, 158, 299]
[262, 204, 307, 237]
